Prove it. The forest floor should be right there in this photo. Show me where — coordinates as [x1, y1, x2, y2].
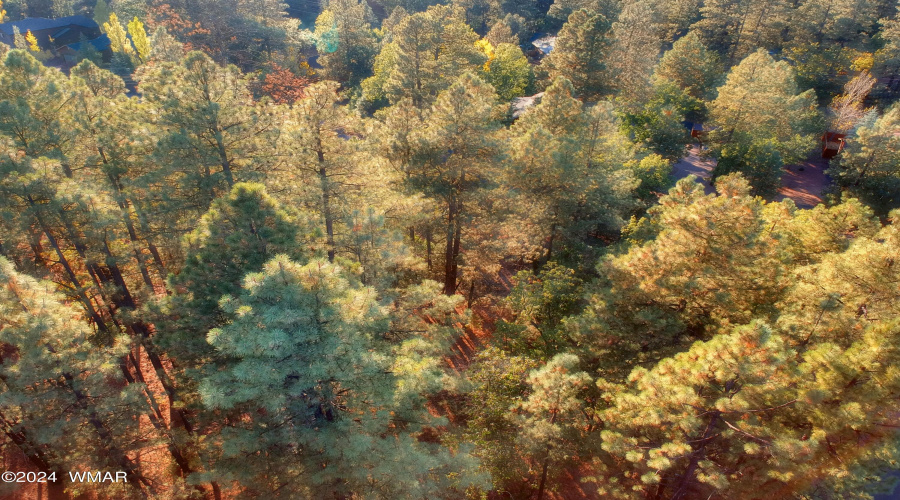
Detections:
[671, 145, 716, 194]
[672, 145, 832, 207]
[775, 156, 831, 208]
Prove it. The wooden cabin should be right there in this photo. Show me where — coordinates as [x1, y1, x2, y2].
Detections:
[822, 132, 847, 159]
[0, 16, 101, 51]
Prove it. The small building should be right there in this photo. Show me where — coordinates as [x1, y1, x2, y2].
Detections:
[0, 16, 101, 51]
[683, 121, 707, 143]
[58, 34, 112, 64]
[822, 131, 846, 159]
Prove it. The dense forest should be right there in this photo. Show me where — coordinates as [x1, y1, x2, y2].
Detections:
[2, 0, 900, 498]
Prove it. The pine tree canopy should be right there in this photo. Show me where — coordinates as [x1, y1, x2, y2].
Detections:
[2, 1, 900, 498]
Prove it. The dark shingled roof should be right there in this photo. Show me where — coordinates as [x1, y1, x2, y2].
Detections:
[65, 33, 111, 52]
[0, 16, 98, 36]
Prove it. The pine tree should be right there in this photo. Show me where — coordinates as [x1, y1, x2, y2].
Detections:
[74, 33, 102, 65]
[407, 72, 500, 294]
[712, 139, 784, 197]
[789, 0, 883, 47]
[642, 0, 701, 41]
[200, 255, 484, 497]
[518, 353, 593, 500]
[691, 0, 791, 64]
[707, 49, 821, 190]
[110, 0, 146, 19]
[617, 82, 698, 161]
[366, 97, 447, 275]
[485, 17, 518, 46]
[542, 9, 613, 99]
[547, 0, 619, 22]
[157, 182, 306, 369]
[314, 0, 378, 87]
[66, 59, 172, 282]
[608, 0, 660, 103]
[148, 26, 184, 63]
[275, 80, 370, 263]
[778, 213, 900, 347]
[593, 317, 900, 499]
[828, 105, 900, 215]
[0, 257, 150, 498]
[568, 174, 789, 380]
[654, 31, 722, 100]
[495, 263, 584, 359]
[92, 0, 109, 29]
[0, 50, 74, 160]
[50, 0, 72, 17]
[371, 4, 486, 108]
[465, 348, 541, 495]
[137, 51, 277, 222]
[505, 77, 638, 265]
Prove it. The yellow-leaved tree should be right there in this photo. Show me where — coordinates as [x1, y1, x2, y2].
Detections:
[127, 16, 151, 63]
[103, 13, 134, 55]
[25, 30, 40, 52]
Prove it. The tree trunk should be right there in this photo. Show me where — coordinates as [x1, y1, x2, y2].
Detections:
[105, 170, 155, 290]
[443, 192, 458, 295]
[426, 226, 433, 271]
[0, 411, 68, 500]
[28, 199, 108, 334]
[215, 130, 235, 187]
[670, 411, 721, 500]
[535, 410, 558, 500]
[132, 201, 167, 277]
[317, 141, 336, 262]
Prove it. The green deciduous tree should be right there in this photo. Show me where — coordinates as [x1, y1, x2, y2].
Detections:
[482, 42, 533, 101]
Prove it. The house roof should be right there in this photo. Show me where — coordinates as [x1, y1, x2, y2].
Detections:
[65, 34, 111, 52]
[0, 16, 98, 36]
